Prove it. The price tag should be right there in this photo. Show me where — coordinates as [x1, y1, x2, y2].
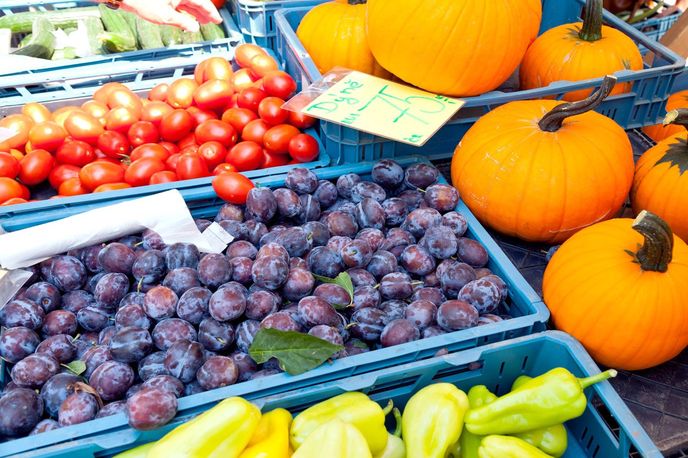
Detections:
[301, 71, 464, 146]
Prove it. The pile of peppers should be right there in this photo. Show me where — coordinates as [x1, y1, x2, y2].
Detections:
[114, 367, 616, 458]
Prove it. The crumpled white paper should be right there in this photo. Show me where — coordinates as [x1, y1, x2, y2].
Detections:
[0, 190, 232, 270]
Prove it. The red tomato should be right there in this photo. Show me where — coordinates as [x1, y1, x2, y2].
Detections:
[81, 101, 109, 123]
[241, 119, 270, 145]
[141, 101, 173, 128]
[93, 182, 131, 193]
[166, 153, 181, 171]
[263, 149, 290, 168]
[58, 177, 88, 196]
[149, 170, 177, 184]
[221, 108, 257, 133]
[251, 78, 265, 90]
[213, 163, 237, 175]
[94, 82, 127, 105]
[125, 158, 167, 187]
[288, 133, 319, 163]
[0, 152, 21, 179]
[21, 103, 52, 124]
[79, 161, 125, 191]
[228, 93, 239, 109]
[248, 54, 279, 80]
[261, 71, 297, 100]
[237, 87, 267, 113]
[97, 130, 130, 159]
[210, 0, 226, 9]
[176, 153, 208, 180]
[1, 197, 28, 206]
[234, 44, 267, 69]
[258, 97, 288, 125]
[167, 78, 199, 109]
[226, 141, 264, 172]
[19, 149, 55, 186]
[194, 60, 209, 85]
[198, 141, 227, 169]
[49, 164, 80, 189]
[212, 172, 255, 204]
[105, 106, 140, 134]
[193, 80, 233, 112]
[178, 134, 198, 150]
[64, 112, 104, 145]
[263, 124, 300, 154]
[128, 121, 159, 147]
[288, 111, 317, 129]
[56, 140, 96, 167]
[233, 69, 256, 92]
[130, 143, 169, 162]
[52, 107, 83, 129]
[148, 83, 169, 102]
[160, 109, 195, 142]
[194, 57, 233, 84]
[194, 120, 237, 147]
[107, 88, 143, 117]
[0, 177, 25, 203]
[0, 114, 33, 150]
[187, 106, 218, 126]
[28, 121, 66, 152]
[159, 141, 179, 157]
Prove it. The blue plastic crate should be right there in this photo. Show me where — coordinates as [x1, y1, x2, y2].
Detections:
[8, 332, 659, 457]
[0, 156, 549, 457]
[633, 12, 682, 54]
[274, 0, 686, 163]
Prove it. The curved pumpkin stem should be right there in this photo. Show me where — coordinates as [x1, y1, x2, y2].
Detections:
[538, 75, 617, 132]
[632, 210, 674, 273]
[579, 0, 603, 41]
[663, 108, 688, 129]
[346, 0, 366, 4]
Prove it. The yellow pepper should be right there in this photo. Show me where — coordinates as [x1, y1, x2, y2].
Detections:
[478, 435, 553, 458]
[239, 408, 292, 458]
[293, 419, 372, 458]
[112, 442, 155, 458]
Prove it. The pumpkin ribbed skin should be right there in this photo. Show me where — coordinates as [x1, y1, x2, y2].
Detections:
[543, 217, 688, 370]
[451, 99, 634, 243]
[642, 90, 688, 142]
[366, 0, 542, 96]
[296, 1, 390, 78]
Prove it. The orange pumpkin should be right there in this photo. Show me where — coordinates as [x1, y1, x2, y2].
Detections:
[520, 0, 642, 101]
[642, 90, 688, 142]
[544, 211, 688, 370]
[632, 108, 688, 242]
[451, 76, 634, 243]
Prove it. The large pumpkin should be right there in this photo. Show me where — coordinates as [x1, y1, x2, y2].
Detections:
[642, 90, 688, 142]
[451, 76, 634, 243]
[366, 0, 542, 96]
[520, 0, 642, 101]
[296, 0, 390, 78]
[543, 211, 688, 370]
[632, 109, 688, 242]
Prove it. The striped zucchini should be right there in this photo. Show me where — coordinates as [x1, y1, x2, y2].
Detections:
[200, 23, 225, 41]
[135, 17, 163, 49]
[18, 33, 32, 48]
[100, 31, 137, 53]
[120, 10, 140, 47]
[181, 29, 203, 44]
[160, 25, 182, 46]
[0, 7, 99, 34]
[11, 18, 55, 59]
[84, 17, 105, 55]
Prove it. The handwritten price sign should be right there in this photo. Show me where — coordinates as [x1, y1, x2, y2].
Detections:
[302, 71, 464, 146]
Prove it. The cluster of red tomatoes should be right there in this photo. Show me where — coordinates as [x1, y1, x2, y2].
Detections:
[0, 44, 318, 206]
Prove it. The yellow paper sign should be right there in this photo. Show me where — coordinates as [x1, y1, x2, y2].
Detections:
[302, 71, 464, 146]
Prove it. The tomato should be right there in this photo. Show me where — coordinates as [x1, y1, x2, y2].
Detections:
[1, 197, 28, 206]
[195, 57, 233, 84]
[178, 134, 198, 150]
[52, 107, 83, 129]
[198, 141, 227, 169]
[194, 119, 237, 147]
[210, 0, 226, 9]
[141, 101, 173, 128]
[228, 93, 239, 109]
[56, 140, 96, 167]
[263, 149, 290, 168]
[287, 133, 320, 162]
[8, 149, 24, 162]
[248, 54, 279, 79]
[93, 182, 131, 193]
[19, 149, 55, 185]
[81, 101, 109, 123]
[167, 78, 199, 109]
[261, 71, 297, 100]
[186, 106, 217, 126]
[212, 172, 254, 204]
[27, 121, 64, 152]
[148, 83, 169, 102]
[21, 103, 52, 124]
[79, 161, 125, 191]
[0, 177, 25, 203]
[0, 152, 21, 179]
[0, 114, 33, 150]
[160, 109, 195, 142]
[237, 87, 267, 113]
[94, 82, 127, 105]
[128, 121, 159, 147]
[159, 141, 179, 157]
[232, 68, 255, 92]
[125, 157, 166, 187]
[58, 177, 88, 196]
[193, 79, 233, 112]
[251, 78, 265, 90]
[221, 107, 257, 134]
[166, 153, 181, 171]
[226, 141, 264, 171]
[105, 106, 140, 134]
[97, 130, 130, 159]
[149, 170, 177, 184]
[263, 124, 300, 154]
[213, 163, 237, 175]
[64, 112, 104, 145]
[241, 119, 270, 145]
[49, 164, 80, 189]
[194, 60, 209, 85]
[235, 44, 267, 69]
[258, 97, 288, 125]
[288, 110, 317, 129]
[176, 153, 209, 180]
[107, 88, 143, 117]
[130, 143, 169, 162]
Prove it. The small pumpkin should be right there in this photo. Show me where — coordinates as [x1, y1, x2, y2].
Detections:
[520, 0, 643, 101]
[296, 0, 390, 78]
[543, 211, 688, 370]
[451, 76, 634, 243]
[632, 109, 688, 242]
[366, 0, 542, 96]
[642, 90, 688, 142]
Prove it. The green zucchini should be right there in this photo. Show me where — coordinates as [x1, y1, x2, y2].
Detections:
[120, 10, 140, 47]
[160, 25, 182, 46]
[135, 17, 163, 49]
[0, 7, 99, 34]
[181, 29, 203, 44]
[99, 31, 137, 53]
[98, 4, 136, 49]
[52, 46, 76, 60]
[200, 23, 225, 41]
[83, 17, 105, 55]
[11, 18, 55, 59]
[18, 33, 32, 48]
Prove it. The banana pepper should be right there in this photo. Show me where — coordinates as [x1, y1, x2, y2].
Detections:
[293, 419, 372, 458]
[147, 397, 261, 458]
[375, 408, 405, 458]
[240, 408, 292, 458]
[478, 435, 553, 458]
[290, 392, 391, 455]
[401, 383, 469, 458]
[458, 385, 499, 458]
[465, 368, 617, 435]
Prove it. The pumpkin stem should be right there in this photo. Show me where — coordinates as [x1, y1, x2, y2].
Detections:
[346, 0, 366, 4]
[538, 75, 617, 132]
[663, 108, 688, 129]
[579, 0, 603, 41]
[632, 210, 674, 273]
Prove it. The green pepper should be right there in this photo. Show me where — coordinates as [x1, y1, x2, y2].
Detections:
[465, 368, 616, 435]
[478, 435, 553, 458]
[401, 383, 469, 458]
[290, 392, 391, 455]
[293, 419, 372, 458]
[458, 385, 499, 458]
[375, 408, 406, 458]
